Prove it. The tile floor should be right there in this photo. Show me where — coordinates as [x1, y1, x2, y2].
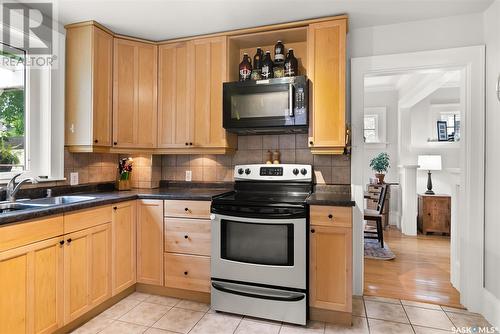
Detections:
[73, 292, 497, 334]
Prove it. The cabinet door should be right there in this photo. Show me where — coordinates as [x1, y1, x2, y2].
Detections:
[307, 19, 347, 153]
[192, 36, 229, 148]
[113, 38, 136, 147]
[309, 225, 352, 312]
[64, 223, 111, 323]
[137, 200, 164, 285]
[0, 237, 64, 334]
[136, 42, 158, 148]
[112, 201, 137, 295]
[92, 26, 113, 147]
[158, 42, 193, 148]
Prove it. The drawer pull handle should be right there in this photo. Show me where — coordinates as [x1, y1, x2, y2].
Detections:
[328, 214, 333, 219]
[184, 271, 188, 276]
[311, 229, 315, 233]
[184, 235, 189, 239]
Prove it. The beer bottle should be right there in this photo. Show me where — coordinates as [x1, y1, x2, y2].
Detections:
[284, 48, 298, 77]
[239, 53, 252, 81]
[251, 48, 263, 80]
[261, 51, 274, 79]
[274, 40, 285, 66]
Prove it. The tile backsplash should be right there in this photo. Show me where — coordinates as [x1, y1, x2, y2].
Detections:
[161, 134, 351, 185]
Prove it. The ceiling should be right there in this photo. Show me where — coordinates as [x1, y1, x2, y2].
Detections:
[49, 0, 493, 41]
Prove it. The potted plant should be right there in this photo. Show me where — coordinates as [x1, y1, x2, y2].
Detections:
[116, 157, 133, 190]
[0, 140, 20, 172]
[369, 152, 390, 184]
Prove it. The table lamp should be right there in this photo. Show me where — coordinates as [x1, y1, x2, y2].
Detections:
[418, 155, 442, 195]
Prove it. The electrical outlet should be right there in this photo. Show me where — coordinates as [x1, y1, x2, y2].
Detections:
[70, 172, 79, 185]
[185, 170, 192, 182]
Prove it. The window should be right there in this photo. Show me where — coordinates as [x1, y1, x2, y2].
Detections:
[439, 112, 460, 142]
[0, 42, 25, 174]
[364, 114, 379, 143]
[364, 106, 387, 145]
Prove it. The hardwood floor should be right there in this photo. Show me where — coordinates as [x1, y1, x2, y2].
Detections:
[364, 226, 462, 308]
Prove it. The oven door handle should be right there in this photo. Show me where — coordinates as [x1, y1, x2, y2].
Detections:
[212, 282, 305, 302]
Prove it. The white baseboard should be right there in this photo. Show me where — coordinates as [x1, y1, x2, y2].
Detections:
[481, 288, 500, 329]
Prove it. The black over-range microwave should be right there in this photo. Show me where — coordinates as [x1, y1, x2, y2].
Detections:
[223, 76, 309, 134]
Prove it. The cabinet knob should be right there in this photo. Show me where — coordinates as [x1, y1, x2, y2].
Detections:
[94, 139, 98, 143]
[113, 206, 117, 210]
[311, 229, 315, 233]
[309, 141, 314, 145]
[184, 271, 188, 276]
[67, 238, 72, 244]
[59, 240, 65, 245]
[184, 235, 189, 239]
[184, 208, 189, 212]
[113, 142, 117, 145]
[185, 142, 189, 146]
[328, 214, 333, 219]
[189, 142, 193, 146]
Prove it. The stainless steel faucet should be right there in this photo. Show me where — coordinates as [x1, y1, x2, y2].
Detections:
[6, 173, 38, 202]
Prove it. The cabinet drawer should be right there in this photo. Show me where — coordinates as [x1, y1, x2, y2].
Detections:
[165, 218, 211, 256]
[0, 215, 63, 252]
[164, 200, 211, 219]
[64, 206, 112, 233]
[164, 253, 210, 292]
[310, 206, 352, 227]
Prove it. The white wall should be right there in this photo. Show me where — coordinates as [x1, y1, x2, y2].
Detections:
[349, 13, 484, 58]
[482, 0, 500, 327]
[363, 89, 399, 184]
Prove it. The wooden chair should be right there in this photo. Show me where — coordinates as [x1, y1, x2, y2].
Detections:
[364, 184, 388, 248]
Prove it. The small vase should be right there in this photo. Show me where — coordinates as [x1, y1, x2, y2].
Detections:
[375, 173, 385, 184]
[115, 179, 131, 191]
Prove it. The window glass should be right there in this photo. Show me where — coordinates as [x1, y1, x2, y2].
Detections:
[0, 43, 25, 173]
[364, 115, 379, 143]
[440, 112, 460, 142]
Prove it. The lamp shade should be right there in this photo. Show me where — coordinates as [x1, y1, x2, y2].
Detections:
[418, 155, 442, 171]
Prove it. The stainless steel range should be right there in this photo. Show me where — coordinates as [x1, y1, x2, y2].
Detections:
[210, 164, 312, 325]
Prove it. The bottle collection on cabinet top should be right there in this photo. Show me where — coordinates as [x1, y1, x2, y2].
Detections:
[239, 40, 299, 81]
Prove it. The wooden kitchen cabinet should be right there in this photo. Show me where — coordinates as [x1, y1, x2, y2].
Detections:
[309, 206, 352, 315]
[63, 223, 112, 323]
[65, 22, 113, 151]
[113, 38, 158, 148]
[158, 38, 235, 152]
[137, 199, 164, 285]
[307, 19, 347, 154]
[0, 236, 64, 334]
[112, 201, 137, 295]
[158, 42, 193, 148]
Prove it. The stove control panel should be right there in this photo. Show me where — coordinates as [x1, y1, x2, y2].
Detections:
[234, 164, 312, 182]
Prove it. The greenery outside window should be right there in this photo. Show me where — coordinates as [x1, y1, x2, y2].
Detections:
[0, 42, 25, 173]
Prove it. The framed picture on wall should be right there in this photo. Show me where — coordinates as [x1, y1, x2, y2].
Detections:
[437, 121, 448, 141]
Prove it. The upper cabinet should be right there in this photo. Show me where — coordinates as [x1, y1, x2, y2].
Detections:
[307, 19, 347, 154]
[113, 38, 158, 148]
[65, 22, 113, 150]
[158, 42, 192, 148]
[158, 37, 235, 152]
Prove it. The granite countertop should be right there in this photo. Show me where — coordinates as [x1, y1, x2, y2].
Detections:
[0, 186, 233, 226]
[306, 191, 356, 207]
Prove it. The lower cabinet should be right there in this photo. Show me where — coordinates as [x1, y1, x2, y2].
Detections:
[164, 253, 211, 292]
[0, 236, 64, 334]
[137, 199, 164, 285]
[64, 223, 112, 323]
[309, 206, 352, 314]
[112, 201, 137, 295]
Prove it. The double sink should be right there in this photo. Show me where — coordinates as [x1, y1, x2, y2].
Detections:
[0, 196, 96, 214]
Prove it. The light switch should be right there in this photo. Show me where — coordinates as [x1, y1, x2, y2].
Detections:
[70, 172, 79, 185]
[185, 170, 192, 182]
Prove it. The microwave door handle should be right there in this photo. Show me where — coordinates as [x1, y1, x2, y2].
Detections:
[288, 83, 294, 117]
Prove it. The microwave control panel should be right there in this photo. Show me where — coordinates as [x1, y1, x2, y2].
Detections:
[295, 87, 306, 113]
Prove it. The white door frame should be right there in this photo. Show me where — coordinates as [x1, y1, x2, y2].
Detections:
[350, 46, 485, 313]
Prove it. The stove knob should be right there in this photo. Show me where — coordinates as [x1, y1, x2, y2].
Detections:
[238, 168, 244, 175]
[245, 168, 251, 175]
[300, 168, 307, 175]
[293, 168, 299, 175]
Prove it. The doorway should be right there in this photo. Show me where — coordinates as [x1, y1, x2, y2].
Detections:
[350, 46, 485, 313]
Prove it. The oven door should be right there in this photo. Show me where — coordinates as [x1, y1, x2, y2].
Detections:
[211, 213, 306, 289]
